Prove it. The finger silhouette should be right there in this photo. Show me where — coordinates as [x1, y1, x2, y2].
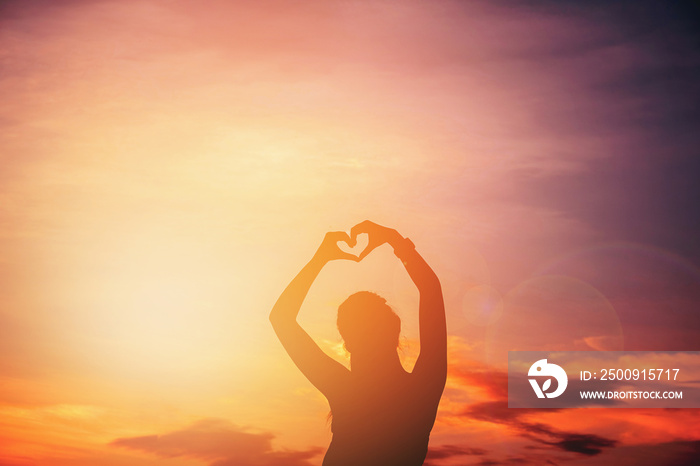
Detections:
[327, 231, 361, 261]
[352, 221, 381, 260]
[327, 231, 355, 247]
[350, 220, 373, 241]
[342, 252, 361, 262]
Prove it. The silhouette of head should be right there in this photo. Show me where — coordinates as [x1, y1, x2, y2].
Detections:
[337, 291, 400, 355]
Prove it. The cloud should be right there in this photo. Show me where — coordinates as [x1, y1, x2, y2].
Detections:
[450, 366, 509, 400]
[463, 400, 545, 423]
[425, 443, 488, 461]
[546, 433, 616, 456]
[625, 440, 700, 466]
[462, 401, 617, 456]
[110, 419, 323, 466]
[475, 457, 544, 466]
[558, 439, 700, 466]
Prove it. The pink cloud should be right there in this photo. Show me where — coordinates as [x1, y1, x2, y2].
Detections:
[111, 418, 323, 466]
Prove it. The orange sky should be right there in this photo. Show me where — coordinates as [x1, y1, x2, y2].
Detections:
[1, 1, 699, 465]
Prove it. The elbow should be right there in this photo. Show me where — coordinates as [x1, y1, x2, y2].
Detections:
[269, 311, 280, 326]
[269, 314, 284, 334]
[269, 310, 292, 329]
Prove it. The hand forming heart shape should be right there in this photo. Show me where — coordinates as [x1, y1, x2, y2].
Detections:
[316, 221, 396, 263]
[337, 232, 370, 259]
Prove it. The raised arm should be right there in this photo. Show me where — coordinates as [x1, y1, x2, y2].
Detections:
[269, 232, 357, 396]
[350, 221, 447, 385]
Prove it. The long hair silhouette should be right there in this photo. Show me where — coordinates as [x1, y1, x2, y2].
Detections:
[270, 220, 447, 465]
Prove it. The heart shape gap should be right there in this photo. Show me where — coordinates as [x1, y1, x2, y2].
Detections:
[338, 232, 369, 258]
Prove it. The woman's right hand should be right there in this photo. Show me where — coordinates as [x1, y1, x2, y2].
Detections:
[312, 231, 362, 263]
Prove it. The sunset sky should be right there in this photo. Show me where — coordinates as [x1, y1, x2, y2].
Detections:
[1, 0, 699, 465]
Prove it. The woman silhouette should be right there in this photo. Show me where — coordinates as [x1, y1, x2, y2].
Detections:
[270, 220, 447, 465]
